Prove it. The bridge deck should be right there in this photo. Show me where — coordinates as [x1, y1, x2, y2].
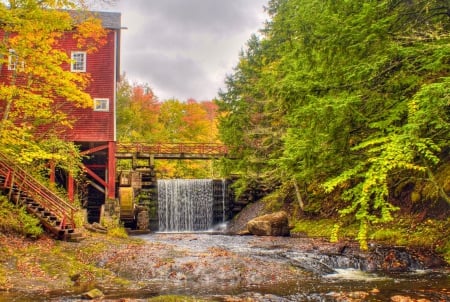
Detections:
[116, 143, 228, 160]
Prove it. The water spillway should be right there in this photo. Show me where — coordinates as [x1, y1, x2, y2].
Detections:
[157, 179, 229, 232]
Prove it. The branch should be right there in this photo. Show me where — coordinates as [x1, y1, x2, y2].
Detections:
[425, 166, 450, 204]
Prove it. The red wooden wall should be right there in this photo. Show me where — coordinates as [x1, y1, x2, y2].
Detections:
[57, 30, 117, 142]
[0, 29, 118, 142]
[0, 11, 122, 202]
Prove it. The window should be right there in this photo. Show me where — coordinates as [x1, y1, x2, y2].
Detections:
[71, 51, 86, 72]
[94, 98, 109, 112]
[8, 49, 24, 71]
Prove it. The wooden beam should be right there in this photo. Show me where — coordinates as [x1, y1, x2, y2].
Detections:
[107, 141, 116, 199]
[67, 173, 74, 202]
[80, 164, 107, 188]
[80, 144, 109, 155]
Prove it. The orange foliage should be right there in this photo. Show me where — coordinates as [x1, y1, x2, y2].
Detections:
[116, 79, 223, 178]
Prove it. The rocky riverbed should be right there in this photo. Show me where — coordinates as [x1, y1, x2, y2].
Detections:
[0, 231, 449, 301]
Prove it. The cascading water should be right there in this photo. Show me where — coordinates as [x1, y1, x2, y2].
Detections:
[158, 179, 218, 232]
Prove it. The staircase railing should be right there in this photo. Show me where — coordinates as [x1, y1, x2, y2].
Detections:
[0, 152, 78, 229]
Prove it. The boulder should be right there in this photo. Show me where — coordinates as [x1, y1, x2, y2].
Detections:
[82, 288, 104, 299]
[227, 200, 265, 234]
[247, 211, 290, 236]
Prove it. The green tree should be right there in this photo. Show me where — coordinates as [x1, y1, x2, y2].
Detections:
[217, 0, 450, 249]
[217, 33, 285, 194]
[158, 99, 187, 142]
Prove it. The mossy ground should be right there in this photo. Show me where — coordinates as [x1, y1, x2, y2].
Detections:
[291, 215, 450, 264]
[0, 231, 143, 294]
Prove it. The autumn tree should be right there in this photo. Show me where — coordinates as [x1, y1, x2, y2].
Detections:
[116, 77, 222, 178]
[116, 75, 160, 143]
[0, 0, 106, 176]
[156, 98, 221, 178]
[157, 98, 216, 143]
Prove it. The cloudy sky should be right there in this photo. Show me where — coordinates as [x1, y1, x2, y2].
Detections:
[104, 0, 268, 101]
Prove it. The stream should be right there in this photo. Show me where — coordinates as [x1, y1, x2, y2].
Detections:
[110, 233, 449, 301]
[1, 233, 448, 301]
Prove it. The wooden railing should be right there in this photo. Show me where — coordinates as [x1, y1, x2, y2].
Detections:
[0, 152, 77, 230]
[116, 143, 229, 158]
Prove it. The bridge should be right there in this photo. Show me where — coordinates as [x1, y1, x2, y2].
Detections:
[116, 142, 229, 160]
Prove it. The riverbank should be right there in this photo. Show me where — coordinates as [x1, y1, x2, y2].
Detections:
[0, 230, 449, 301]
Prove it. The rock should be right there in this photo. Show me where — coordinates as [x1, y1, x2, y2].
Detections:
[348, 291, 369, 299]
[136, 210, 149, 230]
[69, 273, 81, 286]
[237, 229, 251, 236]
[84, 223, 107, 234]
[227, 200, 265, 234]
[82, 288, 104, 299]
[93, 222, 107, 231]
[247, 211, 290, 236]
[370, 288, 380, 294]
[365, 245, 447, 272]
[390, 295, 431, 302]
[390, 295, 413, 302]
[331, 291, 369, 302]
[69, 273, 80, 282]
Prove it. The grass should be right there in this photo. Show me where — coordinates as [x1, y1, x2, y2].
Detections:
[370, 217, 450, 263]
[100, 215, 129, 238]
[291, 218, 359, 238]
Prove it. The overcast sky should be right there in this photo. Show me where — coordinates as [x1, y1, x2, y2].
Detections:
[104, 0, 268, 101]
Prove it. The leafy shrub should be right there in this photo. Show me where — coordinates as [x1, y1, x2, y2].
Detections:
[101, 215, 128, 238]
[0, 195, 43, 237]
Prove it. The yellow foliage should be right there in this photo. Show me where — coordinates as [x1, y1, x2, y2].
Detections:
[74, 17, 107, 53]
[0, 4, 106, 164]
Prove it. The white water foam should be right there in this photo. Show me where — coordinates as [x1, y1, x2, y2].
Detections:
[324, 268, 391, 281]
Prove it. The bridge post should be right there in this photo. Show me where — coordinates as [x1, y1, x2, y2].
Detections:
[67, 173, 74, 202]
[107, 141, 116, 199]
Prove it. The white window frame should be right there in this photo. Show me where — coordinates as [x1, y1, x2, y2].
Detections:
[71, 51, 86, 72]
[94, 98, 109, 112]
[8, 49, 24, 71]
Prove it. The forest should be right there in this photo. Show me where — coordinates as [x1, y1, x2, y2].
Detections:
[110, 0, 449, 252]
[215, 0, 449, 250]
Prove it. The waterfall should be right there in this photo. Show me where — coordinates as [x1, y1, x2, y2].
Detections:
[158, 179, 215, 232]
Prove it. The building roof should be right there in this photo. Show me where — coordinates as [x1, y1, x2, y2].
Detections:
[91, 11, 122, 29]
[68, 10, 122, 30]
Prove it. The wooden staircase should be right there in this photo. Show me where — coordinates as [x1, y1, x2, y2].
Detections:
[0, 152, 82, 241]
